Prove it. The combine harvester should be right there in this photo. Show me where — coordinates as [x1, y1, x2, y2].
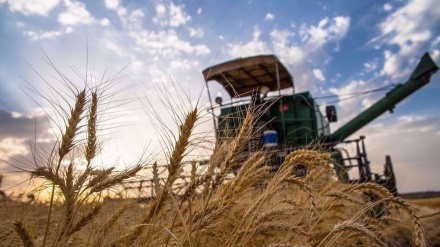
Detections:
[203, 53, 438, 195]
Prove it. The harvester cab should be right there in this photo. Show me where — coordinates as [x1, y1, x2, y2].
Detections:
[203, 53, 438, 194]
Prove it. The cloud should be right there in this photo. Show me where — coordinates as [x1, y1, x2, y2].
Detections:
[189, 27, 204, 38]
[328, 79, 380, 123]
[0, 137, 29, 159]
[383, 4, 392, 12]
[265, 13, 274, 21]
[104, 0, 119, 9]
[0, 0, 60, 16]
[23, 29, 63, 40]
[152, 3, 166, 26]
[348, 114, 440, 192]
[122, 7, 209, 61]
[22, 26, 74, 40]
[197, 7, 202, 15]
[227, 26, 270, 57]
[374, 0, 440, 79]
[227, 16, 350, 93]
[169, 3, 191, 27]
[0, 109, 52, 140]
[313, 68, 325, 81]
[433, 49, 440, 61]
[58, 0, 95, 26]
[131, 29, 210, 57]
[170, 59, 200, 71]
[102, 39, 124, 56]
[303, 16, 350, 50]
[363, 114, 440, 136]
[363, 60, 378, 74]
[269, 29, 304, 65]
[100, 18, 110, 26]
[152, 2, 191, 27]
[104, 0, 126, 20]
[0, 109, 54, 171]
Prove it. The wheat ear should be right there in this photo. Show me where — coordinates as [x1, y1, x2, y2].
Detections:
[237, 223, 307, 239]
[318, 220, 387, 247]
[350, 196, 426, 247]
[86, 91, 98, 165]
[113, 107, 198, 247]
[283, 149, 333, 175]
[13, 220, 35, 247]
[284, 176, 316, 220]
[43, 89, 86, 247]
[58, 89, 87, 160]
[152, 162, 161, 196]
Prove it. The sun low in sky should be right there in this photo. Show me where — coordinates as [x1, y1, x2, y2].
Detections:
[0, 0, 440, 193]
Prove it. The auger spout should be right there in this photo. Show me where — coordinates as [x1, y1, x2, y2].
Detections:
[330, 52, 438, 141]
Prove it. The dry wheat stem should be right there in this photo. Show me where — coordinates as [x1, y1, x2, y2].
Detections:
[90, 203, 132, 247]
[152, 162, 161, 196]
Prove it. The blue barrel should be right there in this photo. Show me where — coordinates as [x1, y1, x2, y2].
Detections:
[263, 130, 278, 147]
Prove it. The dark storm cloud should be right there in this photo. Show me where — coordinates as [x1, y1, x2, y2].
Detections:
[0, 109, 56, 190]
[0, 109, 52, 140]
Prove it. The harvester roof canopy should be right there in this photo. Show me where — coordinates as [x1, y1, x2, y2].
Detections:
[202, 54, 294, 98]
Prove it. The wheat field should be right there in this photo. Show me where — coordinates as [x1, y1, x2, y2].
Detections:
[0, 70, 439, 247]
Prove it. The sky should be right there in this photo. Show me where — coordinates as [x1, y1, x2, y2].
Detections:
[0, 0, 440, 194]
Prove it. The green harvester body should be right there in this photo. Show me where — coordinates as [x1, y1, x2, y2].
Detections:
[203, 53, 438, 194]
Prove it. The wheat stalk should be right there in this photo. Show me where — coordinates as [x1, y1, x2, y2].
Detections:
[90, 203, 132, 247]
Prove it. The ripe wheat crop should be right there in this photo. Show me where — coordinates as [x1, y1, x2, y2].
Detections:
[0, 61, 439, 247]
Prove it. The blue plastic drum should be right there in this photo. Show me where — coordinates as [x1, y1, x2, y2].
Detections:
[263, 130, 278, 147]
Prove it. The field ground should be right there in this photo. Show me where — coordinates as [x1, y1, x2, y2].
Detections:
[408, 197, 440, 210]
